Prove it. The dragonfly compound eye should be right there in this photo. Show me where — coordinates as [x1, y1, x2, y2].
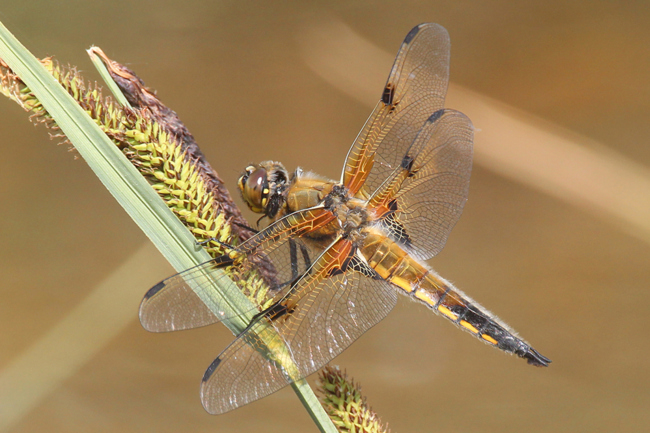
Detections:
[240, 166, 270, 214]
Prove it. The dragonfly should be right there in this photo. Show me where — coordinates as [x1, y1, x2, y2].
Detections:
[139, 23, 551, 415]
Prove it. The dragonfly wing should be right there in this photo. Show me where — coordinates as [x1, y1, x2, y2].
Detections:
[342, 23, 450, 195]
[139, 207, 335, 332]
[200, 237, 397, 414]
[371, 109, 473, 260]
[140, 258, 247, 332]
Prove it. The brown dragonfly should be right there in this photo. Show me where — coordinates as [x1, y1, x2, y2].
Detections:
[139, 23, 550, 415]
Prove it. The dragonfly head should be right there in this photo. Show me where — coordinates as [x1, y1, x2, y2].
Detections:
[238, 161, 289, 218]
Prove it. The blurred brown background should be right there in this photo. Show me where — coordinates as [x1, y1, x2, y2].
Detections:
[1, 1, 649, 432]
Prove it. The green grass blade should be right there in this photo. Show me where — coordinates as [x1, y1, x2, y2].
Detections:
[87, 46, 131, 108]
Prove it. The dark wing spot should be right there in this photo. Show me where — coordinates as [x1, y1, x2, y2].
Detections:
[327, 254, 353, 278]
[403, 25, 421, 44]
[380, 200, 413, 248]
[202, 356, 221, 382]
[400, 154, 415, 171]
[427, 109, 445, 123]
[266, 302, 291, 321]
[348, 256, 383, 280]
[143, 281, 165, 300]
[213, 255, 235, 266]
[250, 300, 292, 324]
[382, 82, 395, 105]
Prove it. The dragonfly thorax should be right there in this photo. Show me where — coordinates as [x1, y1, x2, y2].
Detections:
[322, 184, 370, 238]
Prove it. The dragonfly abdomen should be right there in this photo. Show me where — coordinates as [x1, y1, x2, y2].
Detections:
[412, 272, 513, 346]
[360, 228, 550, 366]
[411, 270, 550, 366]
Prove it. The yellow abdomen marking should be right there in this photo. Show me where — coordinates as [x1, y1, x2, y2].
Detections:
[414, 289, 436, 306]
[391, 275, 415, 293]
[437, 305, 458, 321]
[459, 320, 479, 334]
[481, 334, 498, 345]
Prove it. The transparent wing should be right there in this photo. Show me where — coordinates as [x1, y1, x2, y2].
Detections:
[139, 259, 246, 332]
[139, 207, 335, 332]
[200, 238, 397, 414]
[371, 109, 473, 260]
[342, 23, 450, 196]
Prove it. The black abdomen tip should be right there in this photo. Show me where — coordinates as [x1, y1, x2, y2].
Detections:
[523, 347, 552, 367]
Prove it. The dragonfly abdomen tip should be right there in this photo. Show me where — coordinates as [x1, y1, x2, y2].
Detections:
[525, 349, 552, 367]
